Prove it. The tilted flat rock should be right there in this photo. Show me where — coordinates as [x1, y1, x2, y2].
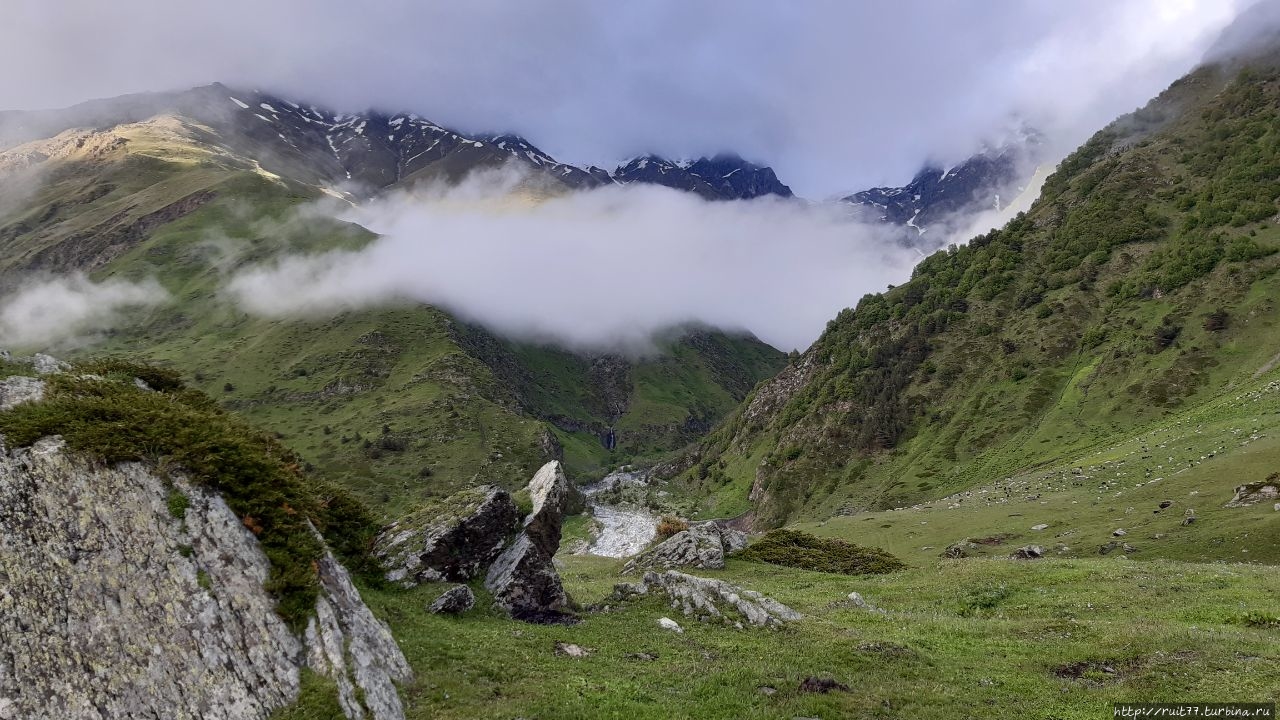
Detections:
[614, 570, 802, 627]
[622, 522, 747, 573]
[374, 485, 520, 587]
[0, 435, 410, 720]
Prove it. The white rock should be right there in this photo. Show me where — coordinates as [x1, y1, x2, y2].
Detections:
[1031, 524, 1049, 531]
[658, 617, 683, 633]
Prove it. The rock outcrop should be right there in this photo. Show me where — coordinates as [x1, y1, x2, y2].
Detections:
[485, 461, 573, 620]
[374, 485, 520, 587]
[1226, 481, 1280, 508]
[306, 549, 412, 720]
[0, 376, 44, 411]
[613, 570, 802, 627]
[0, 434, 410, 720]
[622, 522, 747, 573]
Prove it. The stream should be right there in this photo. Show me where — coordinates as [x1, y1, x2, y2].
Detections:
[580, 468, 658, 558]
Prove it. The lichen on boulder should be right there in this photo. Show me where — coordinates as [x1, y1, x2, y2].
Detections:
[374, 485, 520, 587]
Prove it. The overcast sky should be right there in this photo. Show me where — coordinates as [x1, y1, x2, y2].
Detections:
[2, 1, 1253, 196]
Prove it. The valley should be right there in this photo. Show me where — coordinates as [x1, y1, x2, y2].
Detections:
[2, 5, 1280, 718]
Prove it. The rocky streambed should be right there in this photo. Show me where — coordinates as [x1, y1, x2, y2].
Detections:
[581, 468, 658, 558]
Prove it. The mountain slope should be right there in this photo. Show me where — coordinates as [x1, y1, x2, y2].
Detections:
[842, 128, 1043, 237]
[674, 47, 1280, 531]
[0, 96, 786, 517]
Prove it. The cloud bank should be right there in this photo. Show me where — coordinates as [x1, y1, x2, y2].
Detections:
[0, 1, 1251, 196]
[227, 175, 920, 352]
[0, 275, 167, 349]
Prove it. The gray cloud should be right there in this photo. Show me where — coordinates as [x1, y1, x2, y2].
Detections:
[0, 274, 168, 349]
[226, 170, 920, 352]
[1, 1, 1251, 196]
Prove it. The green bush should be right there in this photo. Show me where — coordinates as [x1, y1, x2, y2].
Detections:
[733, 529, 906, 576]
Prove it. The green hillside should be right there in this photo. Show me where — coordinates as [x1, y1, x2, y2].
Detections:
[0, 117, 784, 517]
[675, 55, 1280, 533]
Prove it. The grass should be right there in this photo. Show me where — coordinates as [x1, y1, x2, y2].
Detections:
[347, 553, 1280, 719]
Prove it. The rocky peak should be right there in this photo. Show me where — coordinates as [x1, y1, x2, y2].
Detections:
[610, 153, 792, 200]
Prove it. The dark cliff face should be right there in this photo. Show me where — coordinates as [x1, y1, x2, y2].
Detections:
[841, 131, 1043, 235]
[610, 153, 793, 201]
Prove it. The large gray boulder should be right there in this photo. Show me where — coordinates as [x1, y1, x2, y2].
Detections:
[623, 522, 747, 573]
[484, 534, 569, 619]
[484, 461, 573, 620]
[374, 485, 520, 587]
[613, 570, 802, 627]
[0, 435, 411, 720]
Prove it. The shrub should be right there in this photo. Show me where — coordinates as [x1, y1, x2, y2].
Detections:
[733, 529, 906, 575]
[655, 515, 689, 540]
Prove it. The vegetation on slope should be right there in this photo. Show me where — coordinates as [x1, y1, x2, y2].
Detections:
[732, 529, 906, 575]
[0, 125, 783, 517]
[678, 59, 1280, 527]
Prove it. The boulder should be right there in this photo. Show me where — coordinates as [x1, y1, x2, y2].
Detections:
[554, 642, 591, 657]
[623, 522, 745, 573]
[1225, 482, 1279, 508]
[523, 461, 570, 554]
[0, 376, 45, 412]
[942, 539, 979, 558]
[484, 462, 576, 621]
[31, 353, 69, 375]
[1010, 545, 1044, 560]
[657, 617, 683, 633]
[626, 570, 802, 627]
[428, 585, 475, 614]
[484, 534, 570, 620]
[374, 485, 520, 587]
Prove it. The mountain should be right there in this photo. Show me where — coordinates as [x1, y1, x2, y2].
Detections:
[669, 37, 1280, 547]
[0, 84, 788, 201]
[841, 128, 1043, 237]
[0, 84, 787, 517]
[611, 154, 793, 200]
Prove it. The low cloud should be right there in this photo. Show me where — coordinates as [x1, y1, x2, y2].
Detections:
[0, 274, 168, 349]
[227, 171, 921, 352]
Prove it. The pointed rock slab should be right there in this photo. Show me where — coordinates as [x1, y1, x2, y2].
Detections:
[373, 485, 519, 587]
[622, 522, 746, 573]
[484, 534, 572, 621]
[523, 461, 570, 555]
